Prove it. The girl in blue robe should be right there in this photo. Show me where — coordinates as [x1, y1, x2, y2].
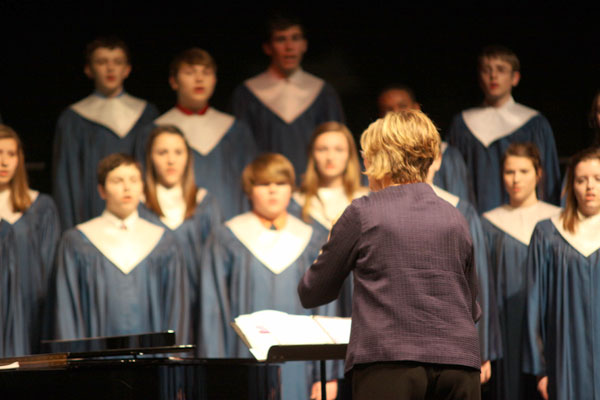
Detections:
[139, 124, 222, 356]
[47, 153, 189, 346]
[203, 153, 334, 400]
[288, 121, 368, 320]
[0, 220, 24, 358]
[524, 147, 600, 400]
[481, 143, 560, 400]
[0, 125, 61, 355]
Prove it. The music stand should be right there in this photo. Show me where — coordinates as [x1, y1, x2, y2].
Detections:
[266, 344, 346, 399]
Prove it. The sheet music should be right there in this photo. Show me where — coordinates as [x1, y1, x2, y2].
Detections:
[233, 310, 350, 361]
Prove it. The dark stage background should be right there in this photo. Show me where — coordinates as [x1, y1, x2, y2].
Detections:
[1, 4, 598, 194]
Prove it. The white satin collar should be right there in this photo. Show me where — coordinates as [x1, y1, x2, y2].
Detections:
[226, 212, 313, 274]
[484, 201, 561, 245]
[70, 93, 147, 138]
[293, 186, 368, 230]
[441, 141, 449, 155]
[432, 185, 460, 208]
[155, 185, 207, 230]
[0, 189, 39, 224]
[155, 107, 234, 156]
[552, 212, 600, 257]
[462, 97, 539, 147]
[245, 68, 324, 124]
[156, 184, 186, 230]
[77, 210, 164, 274]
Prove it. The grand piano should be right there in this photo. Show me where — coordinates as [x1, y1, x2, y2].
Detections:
[0, 331, 347, 399]
[0, 332, 279, 399]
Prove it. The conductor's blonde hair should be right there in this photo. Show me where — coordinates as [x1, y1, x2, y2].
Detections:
[360, 110, 440, 184]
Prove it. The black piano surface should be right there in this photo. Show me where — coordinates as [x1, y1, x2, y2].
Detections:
[0, 357, 279, 400]
[0, 332, 280, 399]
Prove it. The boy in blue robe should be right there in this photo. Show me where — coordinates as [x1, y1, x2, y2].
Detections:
[135, 48, 256, 221]
[231, 15, 345, 178]
[47, 154, 189, 345]
[378, 84, 474, 203]
[202, 153, 337, 400]
[53, 37, 159, 230]
[447, 45, 560, 213]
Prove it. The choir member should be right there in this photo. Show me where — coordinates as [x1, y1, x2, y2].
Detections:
[299, 110, 481, 400]
[448, 45, 560, 212]
[378, 85, 474, 203]
[588, 90, 600, 147]
[140, 124, 222, 355]
[136, 48, 256, 220]
[481, 143, 560, 400]
[202, 153, 332, 400]
[288, 121, 367, 321]
[0, 220, 24, 358]
[291, 121, 367, 232]
[231, 15, 344, 178]
[428, 145, 502, 386]
[47, 153, 189, 344]
[0, 125, 60, 354]
[524, 147, 600, 400]
[53, 37, 159, 229]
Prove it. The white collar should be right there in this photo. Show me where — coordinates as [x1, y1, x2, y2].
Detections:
[292, 186, 368, 230]
[77, 210, 164, 274]
[432, 185, 460, 208]
[154, 185, 207, 230]
[483, 201, 561, 245]
[441, 141, 449, 155]
[226, 212, 313, 274]
[156, 184, 186, 230]
[155, 107, 234, 156]
[0, 189, 39, 224]
[552, 213, 600, 257]
[245, 68, 324, 124]
[462, 97, 539, 147]
[70, 93, 147, 138]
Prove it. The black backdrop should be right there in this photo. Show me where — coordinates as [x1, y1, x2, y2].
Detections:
[2, 3, 598, 193]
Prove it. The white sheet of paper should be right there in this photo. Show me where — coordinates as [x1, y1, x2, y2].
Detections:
[234, 310, 351, 361]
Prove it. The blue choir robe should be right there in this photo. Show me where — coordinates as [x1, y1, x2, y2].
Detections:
[231, 68, 345, 178]
[136, 107, 256, 220]
[482, 201, 560, 400]
[48, 210, 189, 345]
[0, 220, 25, 358]
[524, 214, 600, 400]
[433, 186, 502, 364]
[289, 186, 369, 318]
[433, 141, 475, 204]
[447, 97, 560, 213]
[53, 92, 159, 230]
[202, 212, 332, 400]
[0, 190, 61, 354]
[139, 186, 222, 355]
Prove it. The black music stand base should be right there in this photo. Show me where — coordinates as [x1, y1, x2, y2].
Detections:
[265, 344, 347, 399]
